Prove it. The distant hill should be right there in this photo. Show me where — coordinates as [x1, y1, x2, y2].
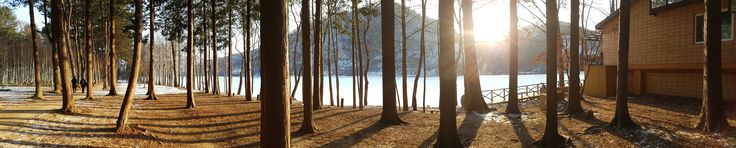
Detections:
[217, 9, 588, 76]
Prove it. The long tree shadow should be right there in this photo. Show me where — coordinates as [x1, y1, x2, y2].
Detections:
[0, 139, 98, 148]
[506, 114, 534, 148]
[418, 130, 439, 147]
[458, 112, 483, 145]
[319, 112, 411, 147]
[592, 95, 700, 115]
[577, 115, 683, 147]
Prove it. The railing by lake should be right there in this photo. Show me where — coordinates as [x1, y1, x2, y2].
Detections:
[482, 80, 582, 106]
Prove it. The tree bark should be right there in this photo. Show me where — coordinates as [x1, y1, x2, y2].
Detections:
[534, 0, 566, 146]
[244, 0, 253, 101]
[313, 0, 323, 110]
[29, 0, 43, 99]
[260, 0, 291, 146]
[434, 0, 462, 146]
[506, 0, 521, 114]
[410, 0, 426, 111]
[379, 0, 405, 125]
[107, 0, 118, 96]
[146, 0, 158, 100]
[186, 0, 196, 109]
[84, 0, 94, 100]
[211, 0, 219, 96]
[227, 1, 233, 97]
[460, 0, 491, 114]
[401, 0, 408, 111]
[607, 0, 638, 129]
[697, 0, 729, 133]
[565, 0, 585, 115]
[298, 0, 316, 133]
[116, 0, 143, 132]
[52, 0, 77, 113]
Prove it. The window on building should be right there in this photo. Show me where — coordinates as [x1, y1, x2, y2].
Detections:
[695, 11, 733, 43]
[651, 0, 685, 9]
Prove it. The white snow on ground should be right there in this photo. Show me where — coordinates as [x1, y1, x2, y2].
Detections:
[91, 82, 189, 96]
[0, 82, 189, 99]
[471, 111, 537, 123]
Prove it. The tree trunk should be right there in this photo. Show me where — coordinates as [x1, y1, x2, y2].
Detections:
[333, 13, 340, 107]
[244, 0, 253, 101]
[313, 0, 323, 110]
[411, 0, 428, 112]
[565, 0, 585, 115]
[434, 0, 462, 146]
[506, 0, 521, 114]
[211, 0, 219, 95]
[227, 1, 233, 97]
[29, 0, 43, 99]
[84, 0, 94, 100]
[173, 42, 179, 88]
[203, 1, 209, 94]
[298, 0, 316, 133]
[355, 1, 364, 109]
[116, 0, 143, 132]
[460, 0, 491, 114]
[52, 0, 76, 113]
[379, 0, 405, 125]
[534, 0, 565, 146]
[107, 0, 118, 96]
[146, 0, 158, 100]
[401, 0, 409, 111]
[327, 11, 334, 106]
[44, 0, 62, 94]
[351, 0, 357, 109]
[260, 0, 291, 145]
[607, 0, 637, 129]
[186, 0, 196, 108]
[697, 0, 729, 133]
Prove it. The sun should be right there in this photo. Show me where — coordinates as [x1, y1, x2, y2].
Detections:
[470, 2, 510, 43]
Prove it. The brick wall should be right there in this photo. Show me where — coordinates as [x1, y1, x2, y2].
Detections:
[599, 0, 736, 101]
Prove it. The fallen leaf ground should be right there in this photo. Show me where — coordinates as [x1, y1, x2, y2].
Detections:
[0, 92, 734, 147]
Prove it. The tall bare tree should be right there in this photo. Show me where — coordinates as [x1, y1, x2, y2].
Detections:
[52, 0, 76, 113]
[83, 0, 94, 100]
[434, 0, 462, 146]
[697, 0, 729, 133]
[506, 0, 521, 114]
[380, 0, 405, 125]
[244, 0, 253, 101]
[116, 0, 144, 132]
[607, 0, 637, 129]
[260, 0, 290, 145]
[107, 0, 118, 96]
[411, 0, 428, 111]
[565, 0, 585, 115]
[460, 0, 491, 113]
[210, 0, 220, 96]
[400, 0, 408, 111]
[226, 0, 233, 97]
[313, 0, 323, 110]
[146, 0, 158, 100]
[185, 0, 195, 108]
[298, 0, 316, 134]
[27, 0, 43, 99]
[534, 0, 565, 146]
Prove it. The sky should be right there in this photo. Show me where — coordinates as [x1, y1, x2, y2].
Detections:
[10, 0, 613, 49]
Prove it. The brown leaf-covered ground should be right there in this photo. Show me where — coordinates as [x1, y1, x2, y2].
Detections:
[0, 91, 735, 147]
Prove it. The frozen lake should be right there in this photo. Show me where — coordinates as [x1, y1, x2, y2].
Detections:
[202, 74, 573, 107]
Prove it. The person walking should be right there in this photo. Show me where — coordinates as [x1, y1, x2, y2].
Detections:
[72, 77, 79, 93]
[80, 78, 88, 93]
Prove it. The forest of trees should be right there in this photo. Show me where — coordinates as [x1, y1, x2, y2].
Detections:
[0, 0, 731, 147]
